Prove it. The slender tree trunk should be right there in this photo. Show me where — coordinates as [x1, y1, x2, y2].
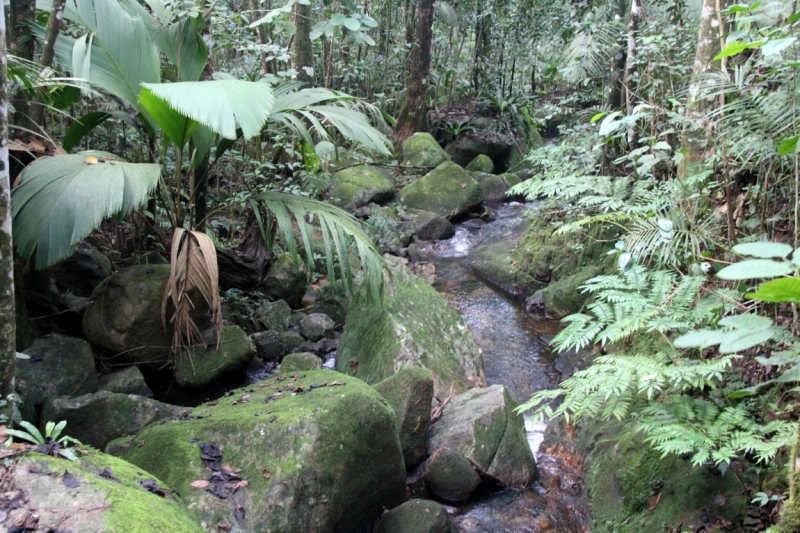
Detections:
[607, 0, 626, 109]
[623, 0, 643, 147]
[0, 0, 17, 424]
[678, 0, 728, 179]
[393, 0, 435, 149]
[8, 0, 35, 133]
[291, 1, 314, 83]
[29, 0, 67, 133]
[248, 0, 270, 75]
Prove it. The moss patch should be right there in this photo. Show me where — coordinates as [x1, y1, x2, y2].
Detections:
[328, 165, 394, 212]
[398, 162, 484, 220]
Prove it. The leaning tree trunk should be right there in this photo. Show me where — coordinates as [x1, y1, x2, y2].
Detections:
[623, 0, 642, 147]
[392, 0, 435, 150]
[29, 0, 68, 133]
[0, 0, 17, 424]
[291, 1, 314, 83]
[677, 0, 728, 179]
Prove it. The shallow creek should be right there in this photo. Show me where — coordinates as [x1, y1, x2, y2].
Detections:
[415, 202, 591, 533]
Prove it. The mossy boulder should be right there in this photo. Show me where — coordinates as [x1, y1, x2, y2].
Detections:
[374, 367, 434, 468]
[428, 385, 537, 487]
[526, 265, 602, 318]
[262, 254, 308, 308]
[299, 313, 335, 341]
[4, 449, 204, 533]
[410, 210, 455, 241]
[337, 255, 486, 397]
[377, 499, 452, 533]
[97, 366, 152, 397]
[279, 352, 322, 373]
[423, 446, 481, 502]
[83, 265, 208, 364]
[16, 334, 98, 406]
[117, 370, 406, 533]
[50, 242, 112, 297]
[398, 162, 484, 220]
[314, 284, 348, 326]
[465, 154, 495, 173]
[329, 165, 394, 212]
[400, 132, 450, 169]
[41, 391, 182, 449]
[445, 132, 514, 173]
[579, 420, 747, 533]
[255, 299, 292, 332]
[251, 330, 288, 362]
[478, 174, 514, 202]
[174, 326, 255, 389]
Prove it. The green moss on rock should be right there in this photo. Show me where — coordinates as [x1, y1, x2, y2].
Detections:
[465, 154, 494, 173]
[400, 132, 450, 169]
[279, 352, 322, 373]
[118, 370, 406, 533]
[174, 325, 255, 388]
[377, 499, 453, 533]
[398, 162, 484, 220]
[329, 165, 395, 212]
[336, 256, 486, 397]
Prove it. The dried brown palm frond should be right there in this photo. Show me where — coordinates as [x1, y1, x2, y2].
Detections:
[162, 229, 223, 353]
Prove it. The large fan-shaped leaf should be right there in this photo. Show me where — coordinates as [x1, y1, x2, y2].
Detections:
[139, 86, 199, 146]
[140, 81, 275, 140]
[12, 151, 160, 268]
[717, 259, 794, 280]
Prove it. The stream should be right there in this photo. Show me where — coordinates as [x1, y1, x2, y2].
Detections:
[415, 202, 592, 533]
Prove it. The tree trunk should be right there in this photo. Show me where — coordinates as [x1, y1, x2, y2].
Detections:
[29, 0, 68, 133]
[0, 0, 18, 424]
[8, 0, 35, 133]
[392, 0, 435, 150]
[623, 0, 643, 147]
[291, 1, 314, 83]
[248, 0, 270, 75]
[607, 0, 626, 109]
[678, 0, 728, 179]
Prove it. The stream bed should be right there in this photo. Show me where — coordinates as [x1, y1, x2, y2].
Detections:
[416, 202, 591, 533]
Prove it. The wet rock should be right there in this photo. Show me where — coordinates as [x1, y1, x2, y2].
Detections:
[262, 254, 308, 308]
[299, 337, 339, 356]
[97, 366, 152, 397]
[251, 330, 288, 362]
[16, 334, 97, 406]
[314, 284, 348, 325]
[337, 255, 486, 397]
[378, 499, 452, 533]
[41, 390, 182, 449]
[462, 219, 486, 230]
[117, 370, 406, 533]
[527, 266, 602, 319]
[411, 210, 455, 241]
[329, 165, 395, 212]
[281, 330, 306, 352]
[50, 242, 112, 297]
[398, 162, 484, 220]
[6, 450, 205, 533]
[445, 133, 514, 173]
[400, 132, 450, 169]
[174, 326, 255, 389]
[255, 299, 292, 332]
[136, 250, 168, 265]
[374, 367, 434, 468]
[465, 154, 494, 173]
[279, 352, 323, 373]
[478, 174, 521, 203]
[423, 447, 481, 502]
[82, 265, 208, 364]
[479, 206, 497, 222]
[428, 385, 537, 487]
[300, 313, 335, 341]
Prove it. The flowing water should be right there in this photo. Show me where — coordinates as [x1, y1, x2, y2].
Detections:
[415, 203, 591, 533]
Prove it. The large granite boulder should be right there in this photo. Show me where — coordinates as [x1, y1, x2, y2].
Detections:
[410, 210, 455, 241]
[255, 299, 292, 332]
[174, 326, 255, 389]
[337, 256, 486, 397]
[116, 371, 406, 533]
[423, 446, 481, 502]
[398, 162, 483, 220]
[479, 173, 521, 202]
[299, 313, 335, 341]
[445, 132, 515, 173]
[16, 334, 97, 406]
[82, 265, 208, 364]
[97, 366, 152, 397]
[374, 367, 434, 468]
[465, 154, 494, 173]
[329, 165, 394, 211]
[3, 449, 204, 533]
[251, 330, 288, 362]
[400, 132, 450, 169]
[279, 352, 323, 373]
[262, 254, 308, 308]
[41, 391, 182, 449]
[427, 385, 537, 487]
[50, 242, 112, 297]
[377, 499, 452, 533]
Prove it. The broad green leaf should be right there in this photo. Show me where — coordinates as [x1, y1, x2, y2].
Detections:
[713, 40, 766, 60]
[762, 37, 796, 56]
[62, 110, 137, 152]
[139, 86, 199, 146]
[12, 151, 160, 268]
[732, 242, 792, 258]
[673, 329, 727, 349]
[718, 313, 773, 330]
[746, 277, 800, 303]
[718, 327, 775, 353]
[590, 111, 608, 123]
[342, 17, 361, 31]
[598, 112, 623, 136]
[779, 135, 800, 155]
[140, 80, 275, 140]
[716, 259, 793, 280]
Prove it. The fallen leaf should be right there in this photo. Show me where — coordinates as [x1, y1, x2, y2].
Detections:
[235, 480, 250, 489]
[648, 492, 661, 511]
[218, 523, 233, 531]
[63, 471, 80, 488]
[715, 494, 726, 507]
[234, 506, 246, 523]
[84, 156, 99, 164]
[460, 183, 467, 188]
[222, 464, 241, 474]
[263, 470, 272, 479]
[329, 381, 346, 386]
[138, 440, 145, 447]
[100, 467, 119, 482]
[190, 480, 210, 489]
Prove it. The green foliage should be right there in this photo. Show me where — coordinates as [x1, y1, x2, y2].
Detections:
[6, 421, 82, 462]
